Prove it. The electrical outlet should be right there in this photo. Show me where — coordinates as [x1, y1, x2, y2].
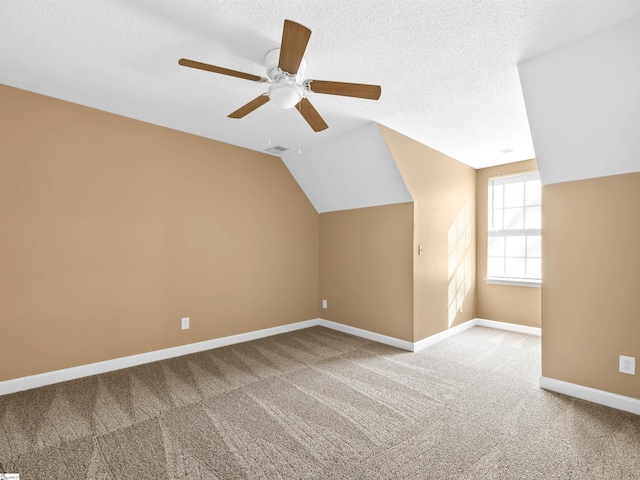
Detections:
[322, 299, 327, 309]
[619, 355, 635, 375]
[181, 317, 190, 330]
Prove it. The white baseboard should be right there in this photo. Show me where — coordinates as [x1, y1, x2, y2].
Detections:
[475, 318, 541, 336]
[0, 316, 541, 396]
[318, 319, 414, 351]
[0, 319, 321, 396]
[6, 318, 631, 418]
[413, 320, 478, 352]
[540, 376, 640, 416]
[412, 318, 541, 351]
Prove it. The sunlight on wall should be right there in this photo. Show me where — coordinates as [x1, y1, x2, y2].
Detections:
[447, 201, 472, 326]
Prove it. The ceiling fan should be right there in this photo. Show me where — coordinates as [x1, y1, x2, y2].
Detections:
[178, 19, 381, 132]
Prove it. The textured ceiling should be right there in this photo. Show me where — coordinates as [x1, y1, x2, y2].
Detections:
[2, 1, 640, 169]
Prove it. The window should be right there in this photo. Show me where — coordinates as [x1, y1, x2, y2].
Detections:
[486, 171, 541, 286]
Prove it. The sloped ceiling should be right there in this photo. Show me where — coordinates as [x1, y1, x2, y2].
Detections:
[519, 15, 640, 185]
[2, 1, 640, 171]
[281, 122, 411, 213]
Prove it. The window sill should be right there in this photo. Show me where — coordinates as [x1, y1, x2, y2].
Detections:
[484, 278, 541, 288]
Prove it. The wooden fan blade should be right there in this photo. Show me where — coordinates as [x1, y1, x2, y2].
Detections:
[296, 97, 328, 132]
[278, 20, 311, 75]
[228, 95, 270, 119]
[306, 80, 381, 100]
[179, 58, 267, 82]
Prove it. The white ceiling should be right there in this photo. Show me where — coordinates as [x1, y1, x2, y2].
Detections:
[2, 1, 640, 169]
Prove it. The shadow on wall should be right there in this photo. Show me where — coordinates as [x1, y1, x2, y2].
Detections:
[447, 200, 473, 326]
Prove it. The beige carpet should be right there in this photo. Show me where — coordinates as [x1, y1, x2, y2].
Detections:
[1, 326, 639, 479]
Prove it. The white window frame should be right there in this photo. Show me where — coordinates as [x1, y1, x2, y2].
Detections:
[485, 170, 541, 287]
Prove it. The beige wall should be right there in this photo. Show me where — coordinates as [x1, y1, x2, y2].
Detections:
[13, 82, 637, 405]
[378, 125, 476, 342]
[0, 85, 319, 381]
[542, 173, 640, 399]
[476, 160, 541, 327]
[319, 203, 414, 342]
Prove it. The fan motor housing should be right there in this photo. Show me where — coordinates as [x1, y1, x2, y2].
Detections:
[264, 48, 306, 82]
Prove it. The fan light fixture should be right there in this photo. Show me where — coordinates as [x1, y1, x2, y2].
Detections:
[268, 83, 302, 109]
[178, 20, 382, 132]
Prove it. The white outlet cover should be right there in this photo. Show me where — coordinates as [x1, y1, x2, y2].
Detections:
[619, 355, 636, 375]
[322, 300, 327, 309]
[181, 317, 190, 330]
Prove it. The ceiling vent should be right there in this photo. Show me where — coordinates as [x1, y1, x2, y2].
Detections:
[265, 145, 289, 154]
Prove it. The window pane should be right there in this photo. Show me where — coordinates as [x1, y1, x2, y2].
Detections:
[504, 182, 524, 208]
[488, 236, 504, 256]
[506, 236, 526, 257]
[527, 235, 541, 257]
[490, 184, 503, 209]
[504, 207, 524, 230]
[525, 206, 541, 229]
[525, 180, 541, 206]
[505, 257, 526, 278]
[488, 171, 541, 283]
[527, 258, 542, 279]
[489, 208, 503, 230]
[488, 257, 504, 277]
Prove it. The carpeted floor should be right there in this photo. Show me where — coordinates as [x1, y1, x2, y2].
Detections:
[1, 325, 639, 479]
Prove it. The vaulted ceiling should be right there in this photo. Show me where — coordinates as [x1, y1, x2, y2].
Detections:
[2, 1, 640, 169]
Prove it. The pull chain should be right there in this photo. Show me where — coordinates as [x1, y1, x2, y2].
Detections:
[268, 100, 272, 145]
[297, 101, 302, 155]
